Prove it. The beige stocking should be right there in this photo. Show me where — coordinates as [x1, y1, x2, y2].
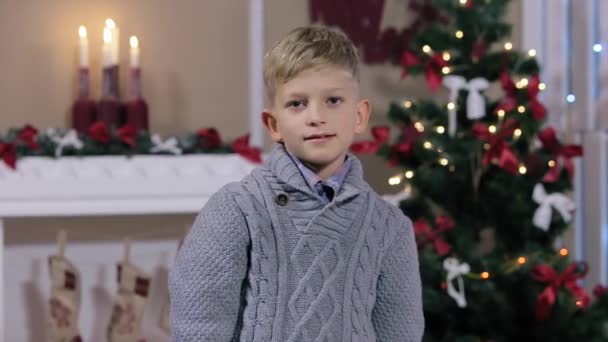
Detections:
[47, 230, 82, 342]
[107, 238, 151, 342]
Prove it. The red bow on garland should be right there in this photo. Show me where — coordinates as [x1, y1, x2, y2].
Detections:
[0, 142, 16, 169]
[350, 126, 390, 154]
[88, 121, 111, 144]
[199, 128, 261, 163]
[414, 215, 455, 256]
[499, 72, 546, 120]
[538, 127, 583, 182]
[401, 51, 448, 91]
[197, 128, 223, 150]
[17, 124, 40, 150]
[117, 124, 137, 147]
[472, 118, 520, 174]
[531, 262, 590, 321]
[231, 134, 262, 164]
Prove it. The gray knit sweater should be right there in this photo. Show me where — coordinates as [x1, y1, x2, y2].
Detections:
[169, 144, 424, 341]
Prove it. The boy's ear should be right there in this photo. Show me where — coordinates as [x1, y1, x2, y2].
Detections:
[354, 99, 371, 134]
[262, 110, 283, 143]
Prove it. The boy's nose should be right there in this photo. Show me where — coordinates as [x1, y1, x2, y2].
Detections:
[306, 107, 327, 126]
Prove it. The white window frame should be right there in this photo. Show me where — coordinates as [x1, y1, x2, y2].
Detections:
[522, 0, 608, 290]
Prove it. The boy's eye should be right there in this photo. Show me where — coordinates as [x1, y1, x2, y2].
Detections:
[327, 96, 344, 105]
[286, 100, 305, 109]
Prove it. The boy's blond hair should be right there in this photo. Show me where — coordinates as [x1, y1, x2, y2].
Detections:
[263, 25, 360, 104]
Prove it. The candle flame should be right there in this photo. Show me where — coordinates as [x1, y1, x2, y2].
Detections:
[130, 36, 139, 48]
[103, 27, 112, 44]
[105, 18, 116, 29]
[78, 25, 87, 38]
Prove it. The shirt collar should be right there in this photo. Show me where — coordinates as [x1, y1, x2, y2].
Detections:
[286, 149, 351, 195]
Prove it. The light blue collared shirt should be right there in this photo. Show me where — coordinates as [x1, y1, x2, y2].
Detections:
[286, 149, 351, 204]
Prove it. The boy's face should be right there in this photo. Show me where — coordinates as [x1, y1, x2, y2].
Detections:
[262, 66, 371, 175]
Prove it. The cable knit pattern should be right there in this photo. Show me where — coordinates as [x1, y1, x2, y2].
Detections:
[169, 144, 424, 342]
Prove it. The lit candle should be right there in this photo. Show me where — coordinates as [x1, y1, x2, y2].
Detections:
[78, 25, 88, 68]
[105, 18, 119, 64]
[130, 36, 140, 68]
[102, 27, 113, 67]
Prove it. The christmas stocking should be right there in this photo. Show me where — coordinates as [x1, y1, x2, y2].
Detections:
[107, 239, 151, 342]
[159, 302, 170, 334]
[159, 230, 188, 335]
[47, 231, 82, 342]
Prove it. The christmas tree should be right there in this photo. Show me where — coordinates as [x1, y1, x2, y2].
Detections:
[350, 0, 608, 340]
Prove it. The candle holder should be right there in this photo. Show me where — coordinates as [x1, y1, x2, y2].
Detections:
[97, 65, 123, 128]
[71, 68, 96, 134]
[125, 68, 149, 131]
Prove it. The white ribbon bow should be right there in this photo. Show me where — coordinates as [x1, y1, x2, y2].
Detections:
[150, 134, 182, 155]
[47, 129, 83, 157]
[382, 190, 410, 207]
[443, 257, 470, 308]
[443, 76, 490, 137]
[532, 183, 575, 231]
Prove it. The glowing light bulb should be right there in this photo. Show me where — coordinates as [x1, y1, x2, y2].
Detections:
[513, 128, 522, 138]
[389, 176, 402, 186]
[519, 165, 527, 174]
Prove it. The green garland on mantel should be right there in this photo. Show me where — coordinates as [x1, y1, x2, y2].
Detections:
[0, 123, 262, 169]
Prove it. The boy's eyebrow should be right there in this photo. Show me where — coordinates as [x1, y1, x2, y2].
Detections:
[284, 88, 346, 98]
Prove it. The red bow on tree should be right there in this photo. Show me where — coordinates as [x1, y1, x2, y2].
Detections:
[499, 72, 546, 120]
[231, 134, 262, 164]
[531, 262, 590, 321]
[538, 127, 583, 182]
[0, 142, 16, 169]
[197, 127, 223, 150]
[594, 284, 608, 298]
[401, 51, 447, 91]
[472, 118, 520, 174]
[526, 74, 547, 120]
[117, 124, 137, 147]
[17, 124, 40, 150]
[388, 124, 424, 167]
[414, 215, 455, 256]
[88, 121, 110, 144]
[350, 126, 390, 154]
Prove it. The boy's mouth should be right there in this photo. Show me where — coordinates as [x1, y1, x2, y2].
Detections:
[304, 133, 337, 141]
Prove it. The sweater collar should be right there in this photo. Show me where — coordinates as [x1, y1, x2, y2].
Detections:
[265, 143, 368, 201]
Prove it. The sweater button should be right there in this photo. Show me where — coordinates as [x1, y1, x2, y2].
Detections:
[275, 193, 289, 206]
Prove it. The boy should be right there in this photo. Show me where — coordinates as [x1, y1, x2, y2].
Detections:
[169, 25, 424, 341]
